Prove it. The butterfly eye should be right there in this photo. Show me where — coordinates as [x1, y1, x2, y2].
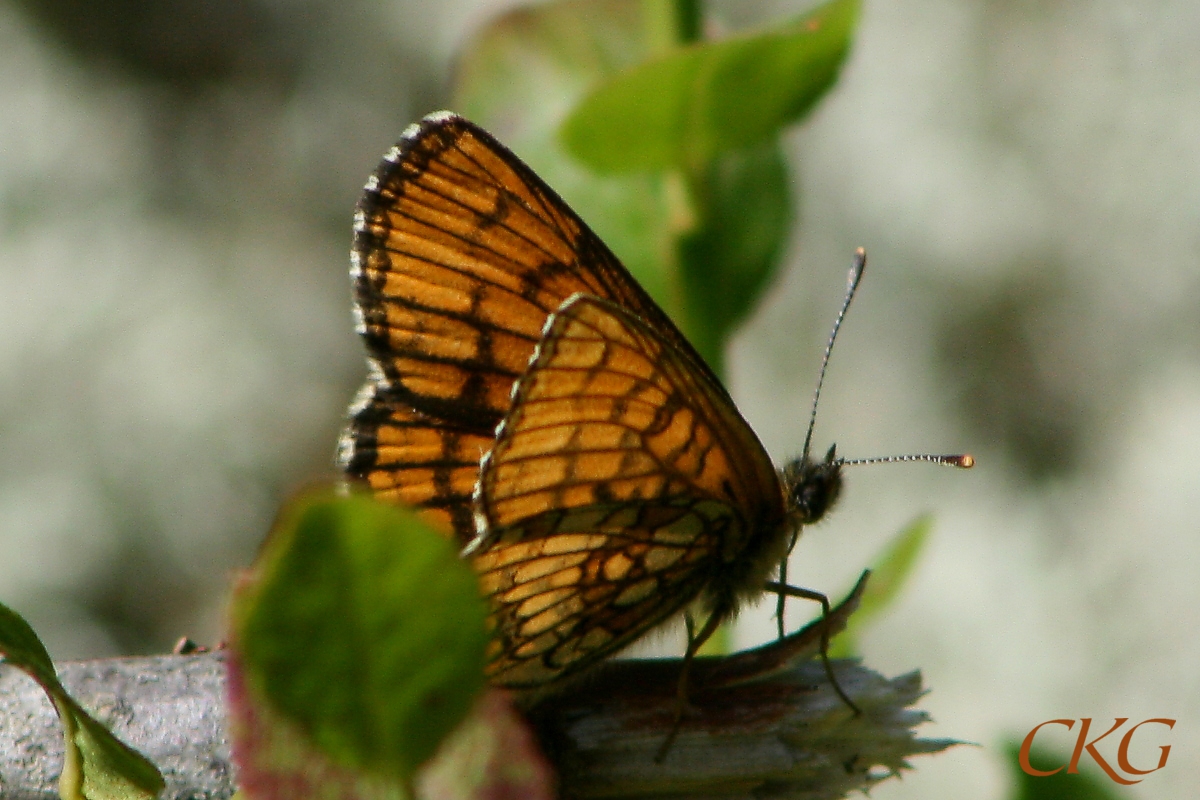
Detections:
[785, 455, 843, 525]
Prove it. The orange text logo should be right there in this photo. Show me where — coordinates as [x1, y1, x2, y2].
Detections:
[1019, 718, 1175, 785]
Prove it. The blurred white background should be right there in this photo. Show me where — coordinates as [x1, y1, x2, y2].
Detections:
[1, 1, 1196, 798]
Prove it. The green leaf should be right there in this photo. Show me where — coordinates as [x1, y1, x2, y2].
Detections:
[0, 601, 165, 800]
[230, 667, 554, 800]
[677, 139, 792, 374]
[230, 492, 488, 786]
[1002, 740, 1131, 800]
[0, 599, 57, 679]
[59, 699, 167, 800]
[562, 0, 860, 172]
[454, 0, 856, 377]
[829, 514, 931, 657]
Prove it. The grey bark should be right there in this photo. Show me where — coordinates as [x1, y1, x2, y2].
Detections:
[0, 653, 233, 799]
[0, 580, 956, 799]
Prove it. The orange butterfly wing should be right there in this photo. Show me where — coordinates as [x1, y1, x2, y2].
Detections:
[471, 294, 785, 691]
[339, 382, 491, 538]
[340, 112, 715, 543]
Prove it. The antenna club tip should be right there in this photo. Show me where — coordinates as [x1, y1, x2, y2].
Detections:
[847, 249, 867, 286]
[956, 454, 975, 469]
[852, 248, 867, 272]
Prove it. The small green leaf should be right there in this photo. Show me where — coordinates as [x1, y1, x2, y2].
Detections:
[0, 601, 165, 800]
[59, 697, 167, 800]
[231, 492, 488, 785]
[0, 599, 57, 679]
[829, 514, 931, 657]
[562, 0, 860, 172]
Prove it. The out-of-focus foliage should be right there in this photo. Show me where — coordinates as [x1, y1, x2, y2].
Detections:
[231, 494, 487, 783]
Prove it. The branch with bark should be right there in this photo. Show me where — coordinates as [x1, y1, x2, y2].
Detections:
[0, 579, 956, 799]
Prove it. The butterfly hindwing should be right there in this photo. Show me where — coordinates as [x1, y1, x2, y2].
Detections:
[470, 295, 785, 689]
[474, 499, 732, 690]
[477, 294, 781, 541]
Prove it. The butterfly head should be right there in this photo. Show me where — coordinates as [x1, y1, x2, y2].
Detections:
[782, 443, 843, 527]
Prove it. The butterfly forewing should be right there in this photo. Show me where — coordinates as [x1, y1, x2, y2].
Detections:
[346, 113, 715, 542]
[471, 295, 784, 689]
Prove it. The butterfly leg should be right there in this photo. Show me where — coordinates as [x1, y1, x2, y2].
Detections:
[763, 581, 861, 715]
[774, 532, 803, 639]
[653, 606, 728, 762]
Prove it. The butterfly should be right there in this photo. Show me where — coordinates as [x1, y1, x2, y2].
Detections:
[338, 111, 970, 702]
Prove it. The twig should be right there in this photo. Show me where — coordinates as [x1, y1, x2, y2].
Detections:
[0, 577, 956, 799]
